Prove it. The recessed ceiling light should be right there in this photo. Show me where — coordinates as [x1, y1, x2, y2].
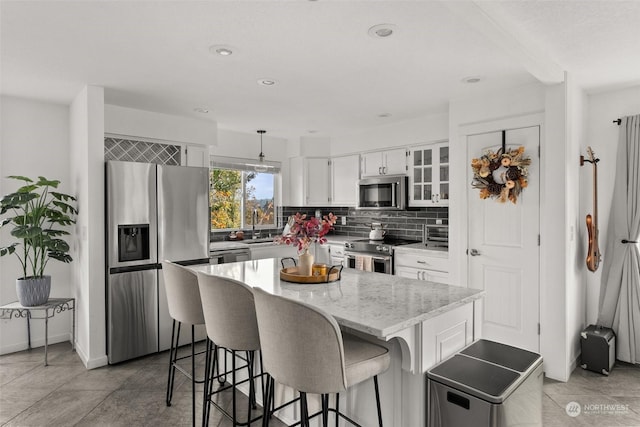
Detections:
[378, 113, 392, 118]
[257, 79, 277, 86]
[209, 45, 234, 56]
[462, 76, 482, 84]
[194, 107, 210, 114]
[368, 24, 397, 39]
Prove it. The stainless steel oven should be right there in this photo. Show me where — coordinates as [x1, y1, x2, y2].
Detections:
[343, 236, 419, 274]
[344, 251, 392, 274]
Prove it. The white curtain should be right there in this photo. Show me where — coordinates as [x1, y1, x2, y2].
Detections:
[597, 114, 640, 364]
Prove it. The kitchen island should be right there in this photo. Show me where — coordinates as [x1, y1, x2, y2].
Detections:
[190, 258, 484, 427]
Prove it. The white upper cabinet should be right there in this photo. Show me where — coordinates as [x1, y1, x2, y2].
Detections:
[305, 157, 331, 206]
[408, 142, 449, 206]
[361, 148, 407, 177]
[290, 155, 360, 207]
[330, 154, 360, 206]
[185, 144, 208, 167]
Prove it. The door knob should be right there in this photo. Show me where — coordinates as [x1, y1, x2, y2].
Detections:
[468, 249, 481, 256]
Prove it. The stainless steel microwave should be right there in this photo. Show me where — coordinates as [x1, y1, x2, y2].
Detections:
[357, 175, 407, 210]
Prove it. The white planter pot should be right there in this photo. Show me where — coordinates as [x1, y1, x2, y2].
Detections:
[16, 275, 51, 306]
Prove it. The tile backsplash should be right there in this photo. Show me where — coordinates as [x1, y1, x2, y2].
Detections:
[280, 206, 448, 241]
[210, 206, 448, 242]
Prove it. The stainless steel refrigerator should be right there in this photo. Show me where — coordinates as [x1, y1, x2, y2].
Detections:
[106, 161, 210, 364]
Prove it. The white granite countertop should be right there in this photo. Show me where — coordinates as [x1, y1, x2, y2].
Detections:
[189, 258, 483, 339]
[209, 234, 358, 252]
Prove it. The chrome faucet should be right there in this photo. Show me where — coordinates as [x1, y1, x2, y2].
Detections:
[252, 209, 260, 239]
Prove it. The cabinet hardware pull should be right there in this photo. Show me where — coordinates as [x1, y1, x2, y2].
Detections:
[417, 260, 427, 264]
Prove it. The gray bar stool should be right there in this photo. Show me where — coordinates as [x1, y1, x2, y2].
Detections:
[161, 261, 207, 427]
[197, 271, 264, 427]
[253, 288, 391, 427]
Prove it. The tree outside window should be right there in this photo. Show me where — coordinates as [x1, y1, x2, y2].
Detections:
[210, 168, 275, 230]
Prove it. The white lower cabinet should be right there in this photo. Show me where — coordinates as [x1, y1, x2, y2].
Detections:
[422, 302, 474, 367]
[327, 242, 345, 266]
[394, 248, 449, 284]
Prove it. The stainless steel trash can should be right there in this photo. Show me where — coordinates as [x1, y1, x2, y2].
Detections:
[427, 339, 543, 427]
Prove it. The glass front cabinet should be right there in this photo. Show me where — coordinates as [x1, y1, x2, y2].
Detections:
[408, 142, 449, 206]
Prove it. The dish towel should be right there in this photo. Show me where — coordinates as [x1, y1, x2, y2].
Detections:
[355, 255, 374, 272]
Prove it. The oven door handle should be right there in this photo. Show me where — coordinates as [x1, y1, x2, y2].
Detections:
[345, 253, 391, 262]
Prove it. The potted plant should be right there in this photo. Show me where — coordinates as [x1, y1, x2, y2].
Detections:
[275, 212, 337, 276]
[0, 176, 78, 306]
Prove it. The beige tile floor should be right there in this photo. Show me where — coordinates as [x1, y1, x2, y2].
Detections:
[1, 342, 639, 426]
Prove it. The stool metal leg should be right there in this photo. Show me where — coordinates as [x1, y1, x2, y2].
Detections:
[232, 350, 238, 426]
[191, 324, 196, 427]
[374, 375, 383, 427]
[261, 375, 273, 427]
[321, 394, 329, 427]
[202, 338, 211, 427]
[166, 319, 178, 406]
[300, 392, 310, 427]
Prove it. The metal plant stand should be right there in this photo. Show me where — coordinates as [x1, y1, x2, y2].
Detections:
[0, 298, 75, 366]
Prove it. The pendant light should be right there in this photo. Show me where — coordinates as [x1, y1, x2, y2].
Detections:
[255, 130, 268, 172]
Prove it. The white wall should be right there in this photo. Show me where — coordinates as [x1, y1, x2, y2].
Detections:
[330, 113, 449, 156]
[214, 128, 288, 161]
[0, 96, 74, 354]
[70, 86, 107, 369]
[214, 128, 290, 206]
[565, 76, 588, 376]
[105, 104, 218, 146]
[584, 86, 640, 325]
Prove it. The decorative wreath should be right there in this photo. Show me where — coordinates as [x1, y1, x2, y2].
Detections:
[471, 146, 531, 204]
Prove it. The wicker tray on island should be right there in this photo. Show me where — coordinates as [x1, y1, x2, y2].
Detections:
[279, 264, 343, 284]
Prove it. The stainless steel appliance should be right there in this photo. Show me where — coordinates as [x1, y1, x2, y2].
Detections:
[427, 339, 543, 427]
[344, 236, 419, 274]
[422, 224, 449, 249]
[209, 248, 251, 264]
[106, 161, 210, 364]
[357, 175, 407, 210]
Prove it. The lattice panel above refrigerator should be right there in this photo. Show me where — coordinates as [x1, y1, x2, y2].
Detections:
[104, 137, 181, 165]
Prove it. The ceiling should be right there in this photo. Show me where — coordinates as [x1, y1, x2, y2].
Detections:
[2, 1, 639, 141]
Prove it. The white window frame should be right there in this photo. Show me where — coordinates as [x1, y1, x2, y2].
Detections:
[209, 156, 281, 232]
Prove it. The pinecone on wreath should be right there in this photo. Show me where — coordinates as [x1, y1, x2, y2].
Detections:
[487, 183, 503, 194]
[507, 167, 521, 180]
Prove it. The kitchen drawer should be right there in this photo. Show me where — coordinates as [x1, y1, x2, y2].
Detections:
[395, 265, 450, 284]
[328, 243, 345, 258]
[395, 251, 449, 272]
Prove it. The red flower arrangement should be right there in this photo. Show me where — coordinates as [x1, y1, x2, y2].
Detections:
[275, 212, 338, 252]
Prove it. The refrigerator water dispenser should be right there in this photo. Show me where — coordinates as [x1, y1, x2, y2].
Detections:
[118, 224, 150, 262]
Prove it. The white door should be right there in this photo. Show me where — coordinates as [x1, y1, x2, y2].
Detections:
[467, 126, 540, 352]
